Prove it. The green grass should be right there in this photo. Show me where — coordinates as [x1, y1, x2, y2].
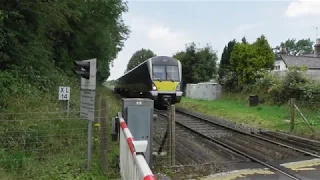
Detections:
[0, 86, 122, 179]
[178, 96, 320, 140]
[94, 86, 122, 179]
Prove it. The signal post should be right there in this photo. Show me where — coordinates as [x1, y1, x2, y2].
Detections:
[74, 58, 97, 170]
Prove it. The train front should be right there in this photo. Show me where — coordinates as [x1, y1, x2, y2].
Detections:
[149, 56, 183, 106]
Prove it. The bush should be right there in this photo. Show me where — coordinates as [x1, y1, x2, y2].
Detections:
[219, 71, 239, 92]
[251, 66, 320, 106]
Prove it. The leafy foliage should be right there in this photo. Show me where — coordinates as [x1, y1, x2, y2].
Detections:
[275, 38, 314, 55]
[173, 42, 218, 89]
[0, 0, 130, 86]
[251, 66, 320, 107]
[230, 35, 274, 86]
[126, 48, 156, 72]
[218, 39, 236, 85]
[0, 1, 129, 178]
[218, 35, 320, 110]
[241, 36, 248, 44]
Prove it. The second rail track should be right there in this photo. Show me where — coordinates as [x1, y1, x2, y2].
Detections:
[155, 108, 320, 180]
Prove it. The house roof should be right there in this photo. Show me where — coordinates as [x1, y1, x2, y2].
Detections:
[278, 55, 320, 69]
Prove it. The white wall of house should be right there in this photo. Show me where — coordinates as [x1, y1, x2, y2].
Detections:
[273, 60, 287, 71]
[306, 69, 320, 80]
[271, 57, 320, 81]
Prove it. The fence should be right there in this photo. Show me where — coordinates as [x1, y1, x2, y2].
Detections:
[288, 98, 320, 137]
[118, 115, 155, 180]
[0, 97, 110, 179]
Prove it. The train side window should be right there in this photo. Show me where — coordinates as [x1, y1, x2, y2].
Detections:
[166, 66, 179, 81]
[153, 65, 166, 80]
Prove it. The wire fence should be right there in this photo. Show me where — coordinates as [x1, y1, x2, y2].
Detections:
[0, 99, 109, 179]
[287, 99, 320, 137]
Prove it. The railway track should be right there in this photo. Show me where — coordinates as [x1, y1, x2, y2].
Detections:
[155, 108, 320, 180]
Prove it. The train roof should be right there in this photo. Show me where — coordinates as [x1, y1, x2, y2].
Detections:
[116, 56, 180, 80]
[151, 56, 179, 65]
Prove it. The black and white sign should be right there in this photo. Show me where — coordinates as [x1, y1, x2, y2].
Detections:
[80, 89, 95, 121]
[59, 86, 70, 100]
[81, 58, 97, 90]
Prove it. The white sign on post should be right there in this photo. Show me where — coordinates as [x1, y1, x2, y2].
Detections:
[76, 58, 97, 170]
[80, 89, 95, 121]
[59, 86, 71, 100]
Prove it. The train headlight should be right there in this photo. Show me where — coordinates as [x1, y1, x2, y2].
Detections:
[152, 84, 157, 90]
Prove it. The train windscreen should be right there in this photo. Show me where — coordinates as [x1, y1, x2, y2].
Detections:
[166, 66, 179, 81]
[153, 65, 166, 81]
[152, 65, 179, 81]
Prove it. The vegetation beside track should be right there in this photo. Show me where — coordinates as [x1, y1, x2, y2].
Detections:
[178, 95, 320, 140]
[0, 1, 128, 178]
[0, 86, 122, 179]
[95, 87, 122, 179]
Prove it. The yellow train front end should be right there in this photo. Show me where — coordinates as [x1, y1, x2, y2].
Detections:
[148, 56, 183, 106]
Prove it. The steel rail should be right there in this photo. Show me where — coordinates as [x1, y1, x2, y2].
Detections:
[155, 110, 303, 180]
[174, 120, 301, 180]
[176, 109, 320, 158]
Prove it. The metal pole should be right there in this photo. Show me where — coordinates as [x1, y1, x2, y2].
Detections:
[87, 120, 93, 170]
[168, 106, 172, 166]
[171, 105, 176, 166]
[67, 100, 70, 120]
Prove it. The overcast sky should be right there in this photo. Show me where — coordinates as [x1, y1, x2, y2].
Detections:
[108, 0, 320, 80]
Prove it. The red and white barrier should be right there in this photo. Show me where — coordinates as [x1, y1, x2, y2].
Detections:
[119, 117, 156, 180]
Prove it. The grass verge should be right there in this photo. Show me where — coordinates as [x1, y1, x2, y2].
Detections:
[177, 96, 320, 140]
[0, 85, 122, 179]
[95, 87, 122, 179]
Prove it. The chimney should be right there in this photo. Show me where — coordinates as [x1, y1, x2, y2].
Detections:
[314, 38, 320, 57]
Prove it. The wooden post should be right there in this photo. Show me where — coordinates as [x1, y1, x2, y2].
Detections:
[100, 97, 108, 172]
[167, 106, 172, 166]
[294, 103, 315, 133]
[171, 105, 176, 166]
[290, 98, 295, 132]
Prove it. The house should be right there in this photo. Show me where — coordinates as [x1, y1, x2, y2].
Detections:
[274, 55, 320, 71]
[272, 38, 320, 80]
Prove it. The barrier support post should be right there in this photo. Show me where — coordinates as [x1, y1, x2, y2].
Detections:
[171, 105, 176, 166]
[168, 106, 172, 166]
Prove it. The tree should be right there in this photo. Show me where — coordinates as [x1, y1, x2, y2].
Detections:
[0, 0, 130, 86]
[70, 0, 130, 83]
[253, 35, 275, 69]
[241, 36, 248, 44]
[230, 35, 274, 86]
[126, 48, 156, 72]
[276, 38, 314, 55]
[172, 51, 186, 62]
[173, 42, 218, 88]
[218, 39, 236, 82]
[295, 39, 314, 53]
[194, 44, 218, 82]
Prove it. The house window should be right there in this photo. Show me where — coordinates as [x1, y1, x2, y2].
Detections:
[274, 65, 280, 70]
